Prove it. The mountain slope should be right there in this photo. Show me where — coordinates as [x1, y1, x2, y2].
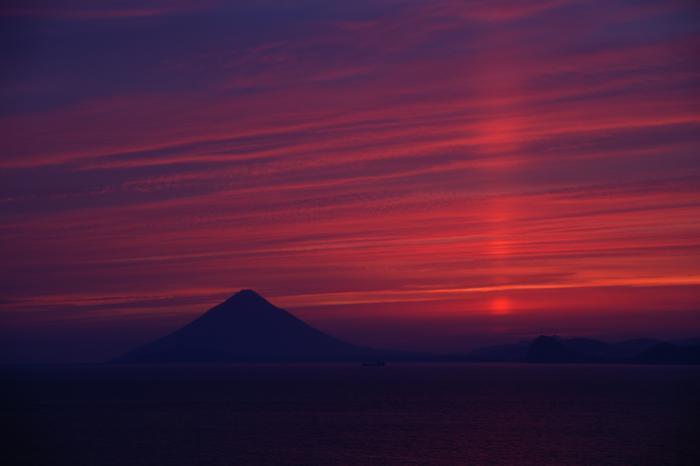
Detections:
[114, 290, 380, 363]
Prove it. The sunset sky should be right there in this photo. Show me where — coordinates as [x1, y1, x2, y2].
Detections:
[1, 0, 699, 362]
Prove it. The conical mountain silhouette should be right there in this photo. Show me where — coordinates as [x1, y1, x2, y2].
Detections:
[114, 290, 381, 363]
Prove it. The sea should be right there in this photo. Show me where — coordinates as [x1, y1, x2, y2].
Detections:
[2, 363, 699, 465]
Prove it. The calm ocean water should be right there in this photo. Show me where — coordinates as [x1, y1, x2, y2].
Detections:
[3, 364, 699, 465]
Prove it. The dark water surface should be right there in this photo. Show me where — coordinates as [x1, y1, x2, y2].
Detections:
[3, 364, 699, 465]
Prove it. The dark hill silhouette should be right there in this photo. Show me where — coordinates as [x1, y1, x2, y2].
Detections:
[467, 340, 530, 361]
[634, 342, 700, 365]
[469, 336, 697, 364]
[114, 290, 389, 363]
[526, 336, 583, 363]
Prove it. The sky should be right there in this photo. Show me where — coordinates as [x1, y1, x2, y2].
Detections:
[1, 0, 699, 362]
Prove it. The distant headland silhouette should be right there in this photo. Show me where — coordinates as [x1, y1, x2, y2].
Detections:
[114, 290, 700, 364]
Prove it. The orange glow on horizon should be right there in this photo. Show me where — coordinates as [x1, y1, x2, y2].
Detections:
[489, 297, 512, 316]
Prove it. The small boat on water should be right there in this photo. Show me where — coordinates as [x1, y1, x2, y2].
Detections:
[361, 361, 386, 367]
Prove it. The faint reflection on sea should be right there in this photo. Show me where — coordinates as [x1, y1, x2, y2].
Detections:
[3, 363, 699, 465]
